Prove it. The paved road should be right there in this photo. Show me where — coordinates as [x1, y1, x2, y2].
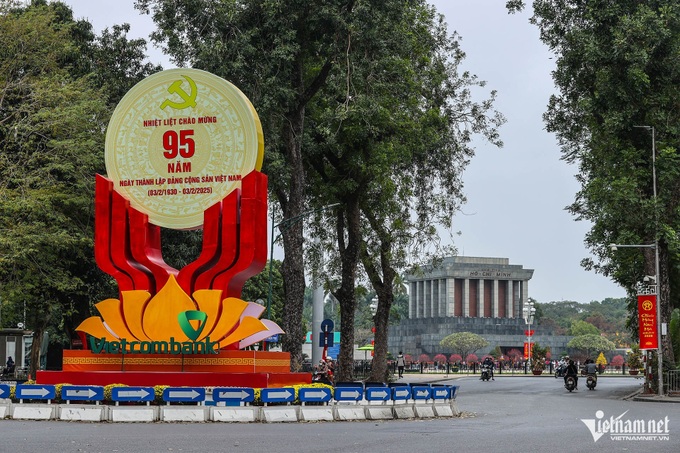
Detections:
[2, 375, 679, 453]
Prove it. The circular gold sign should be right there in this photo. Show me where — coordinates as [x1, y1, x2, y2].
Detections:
[105, 68, 264, 229]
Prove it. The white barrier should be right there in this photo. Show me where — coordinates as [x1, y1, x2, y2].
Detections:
[12, 404, 56, 420]
[109, 406, 158, 422]
[261, 406, 299, 423]
[160, 406, 208, 422]
[211, 406, 259, 422]
[59, 404, 107, 422]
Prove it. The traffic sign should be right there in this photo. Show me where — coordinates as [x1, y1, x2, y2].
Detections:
[212, 387, 255, 403]
[61, 385, 104, 402]
[111, 386, 155, 402]
[365, 386, 390, 401]
[265, 334, 279, 343]
[0, 384, 10, 398]
[333, 386, 363, 402]
[299, 387, 332, 403]
[431, 385, 451, 400]
[16, 384, 55, 401]
[411, 386, 432, 401]
[260, 387, 295, 404]
[391, 386, 411, 401]
[162, 387, 205, 403]
[320, 319, 334, 333]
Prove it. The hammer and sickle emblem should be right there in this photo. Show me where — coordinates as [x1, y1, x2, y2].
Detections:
[160, 75, 198, 110]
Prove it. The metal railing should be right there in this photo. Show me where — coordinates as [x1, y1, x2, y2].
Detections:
[666, 370, 680, 394]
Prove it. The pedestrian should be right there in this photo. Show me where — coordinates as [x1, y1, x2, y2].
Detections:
[396, 351, 406, 378]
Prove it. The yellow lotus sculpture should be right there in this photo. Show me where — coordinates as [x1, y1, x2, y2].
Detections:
[76, 275, 283, 350]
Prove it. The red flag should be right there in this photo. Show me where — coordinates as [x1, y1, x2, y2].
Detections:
[637, 295, 658, 349]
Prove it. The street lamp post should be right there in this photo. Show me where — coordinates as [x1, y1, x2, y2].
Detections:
[625, 124, 663, 397]
[610, 241, 663, 396]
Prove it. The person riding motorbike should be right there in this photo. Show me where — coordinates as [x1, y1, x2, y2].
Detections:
[481, 356, 495, 381]
[564, 359, 578, 390]
[583, 359, 598, 389]
[584, 359, 598, 375]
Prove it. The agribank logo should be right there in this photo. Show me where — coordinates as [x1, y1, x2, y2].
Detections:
[581, 410, 670, 442]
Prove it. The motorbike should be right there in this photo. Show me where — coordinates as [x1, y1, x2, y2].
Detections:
[564, 375, 577, 392]
[480, 364, 492, 382]
[312, 370, 333, 386]
[585, 372, 597, 390]
[554, 363, 567, 378]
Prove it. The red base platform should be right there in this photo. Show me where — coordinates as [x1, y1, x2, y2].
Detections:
[37, 350, 310, 388]
[36, 370, 311, 388]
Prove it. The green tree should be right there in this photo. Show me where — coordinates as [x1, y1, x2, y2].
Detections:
[567, 334, 616, 359]
[570, 320, 600, 337]
[306, 0, 503, 381]
[508, 1, 680, 371]
[0, 2, 109, 377]
[0, 1, 163, 376]
[440, 332, 489, 360]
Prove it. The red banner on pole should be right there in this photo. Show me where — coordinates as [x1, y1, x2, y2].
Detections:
[523, 342, 533, 359]
[637, 295, 658, 350]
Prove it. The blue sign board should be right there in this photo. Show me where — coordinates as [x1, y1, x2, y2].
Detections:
[0, 384, 10, 398]
[162, 387, 205, 403]
[411, 385, 432, 401]
[16, 384, 56, 400]
[265, 334, 279, 343]
[333, 386, 363, 402]
[299, 387, 332, 403]
[365, 386, 390, 401]
[260, 387, 295, 404]
[61, 385, 104, 402]
[431, 385, 452, 400]
[111, 386, 155, 402]
[391, 386, 411, 401]
[319, 332, 334, 348]
[212, 387, 255, 403]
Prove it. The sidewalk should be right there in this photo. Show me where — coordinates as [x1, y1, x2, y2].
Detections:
[630, 389, 680, 403]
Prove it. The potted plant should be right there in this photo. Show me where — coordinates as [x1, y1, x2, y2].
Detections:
[531, 343, 549, 375]
[627, 344, 643, 375]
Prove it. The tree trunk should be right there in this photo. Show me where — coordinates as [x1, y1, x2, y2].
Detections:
[362, 237, 396, 383]
[277, 103, 307, 372]
[29, 327, 43, 381]
[334, 199, 362, 382]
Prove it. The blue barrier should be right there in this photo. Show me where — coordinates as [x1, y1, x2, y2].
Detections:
[392, 386, 411, 401]
[1, 382, 459, 406]
[16, 384, 56, 401]
[260, 387, 295, 404]
[61, 385, 104, 402]
[299, 387, 332, 403]
[365, 386, 390, 402]
[162, 387, 205, 403]
[334, 386, 363, 402]
[212, 387, 254, 403]
[411, 385, 432, 401]
[111, 386, 155, 402]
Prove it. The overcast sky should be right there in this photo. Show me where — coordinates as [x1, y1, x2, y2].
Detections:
[59, 0, 626, 304]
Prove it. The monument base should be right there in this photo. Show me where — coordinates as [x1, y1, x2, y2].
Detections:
[36, 350, 310, 388]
